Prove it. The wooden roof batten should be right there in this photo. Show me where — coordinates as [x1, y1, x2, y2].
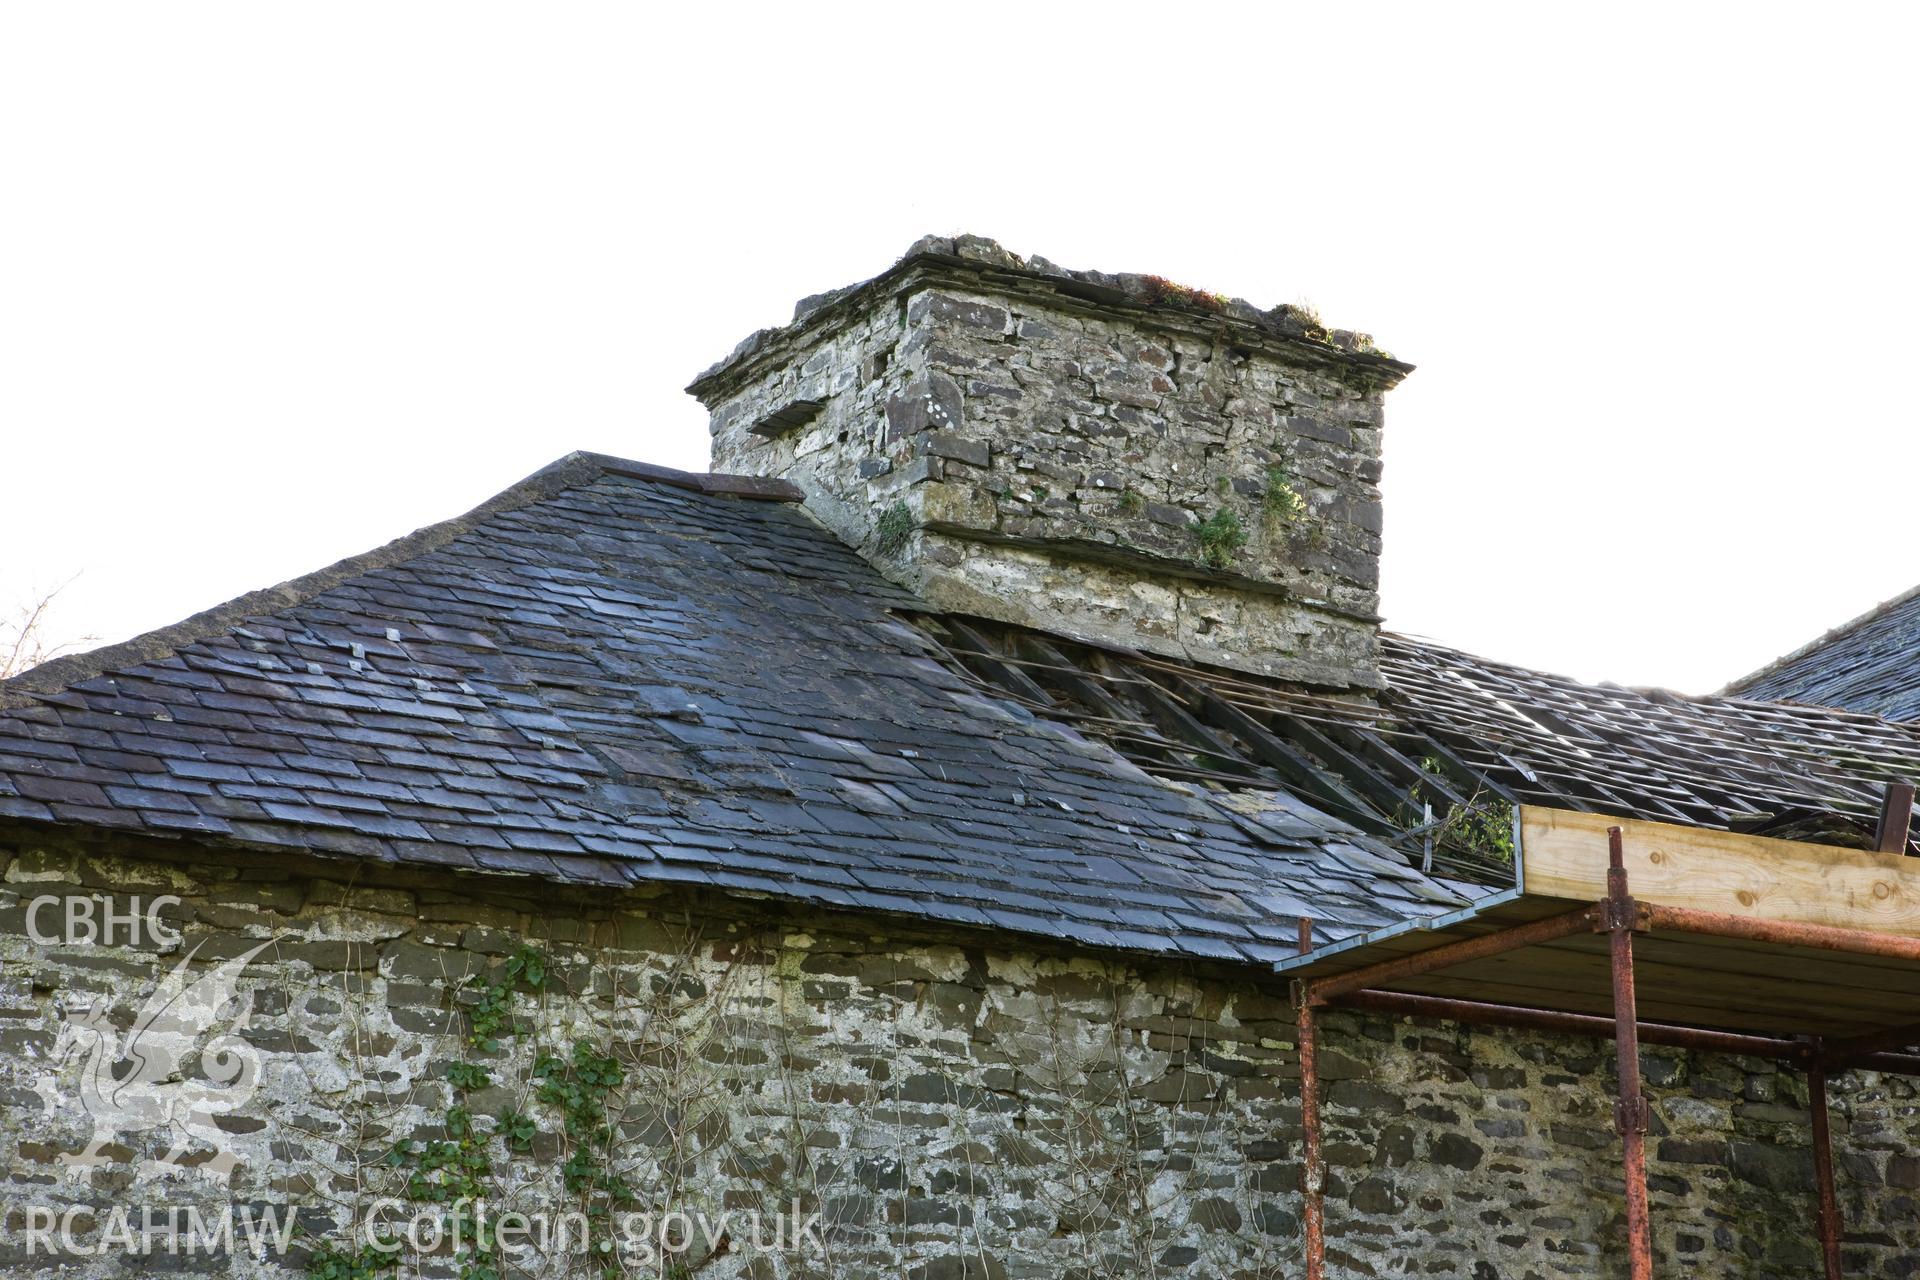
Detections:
[1285, 801, 1920, 1280]
[912, 614, 1920, 890]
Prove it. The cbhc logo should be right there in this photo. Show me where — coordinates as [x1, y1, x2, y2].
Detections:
[25, 895, 183, 946]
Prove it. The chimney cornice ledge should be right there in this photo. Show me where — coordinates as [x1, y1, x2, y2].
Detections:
[687, 236, 1413, 405]
[919, 519, 1384, 627]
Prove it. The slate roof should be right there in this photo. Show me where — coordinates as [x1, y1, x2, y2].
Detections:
[1724, 585, 1920, 721]
[1385, 635, 1920, 844]
[0, 453, 1465, 964]
[925, 619, 1920, 873]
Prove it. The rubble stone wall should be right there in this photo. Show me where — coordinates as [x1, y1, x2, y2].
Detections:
[3, 837, 1913, 1278]
[693, 239, 1407, 688]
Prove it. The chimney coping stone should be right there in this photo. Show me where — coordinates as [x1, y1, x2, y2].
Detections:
[687, 234, 1413, 402]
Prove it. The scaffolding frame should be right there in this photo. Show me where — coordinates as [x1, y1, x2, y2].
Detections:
[1292, 827, 1920, 1279]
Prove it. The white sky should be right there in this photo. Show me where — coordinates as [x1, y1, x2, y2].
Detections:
[3, 3, 1915, 695]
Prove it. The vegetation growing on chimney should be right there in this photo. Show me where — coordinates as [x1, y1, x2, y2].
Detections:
[1192, 508, 1248, 570]
[875, 501, 914, 556]
[1142, 275, 1229, 312]
[1263, 465, 1307, 522]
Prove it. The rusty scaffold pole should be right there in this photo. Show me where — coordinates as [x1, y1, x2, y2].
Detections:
[1604, 825, 1654, 1280]
[1808, 1061, 1843, 1280]
[1297, 994, 1324, 1280]
[1295, 914, 1325, 1280]
[1297, 917, 1328, 1274]
[1643, 904, 1920, 962]
[1290, 910, 1600, 1278]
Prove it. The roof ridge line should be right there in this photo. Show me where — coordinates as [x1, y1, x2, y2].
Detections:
[0, 450, 798, 709]
[592, 454, 803, 503]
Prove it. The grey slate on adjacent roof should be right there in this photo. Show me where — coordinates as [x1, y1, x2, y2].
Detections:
[0, 453, 1464, 964]
[1383, 635, 1920, 843]
[1724, 585, 1920, 722]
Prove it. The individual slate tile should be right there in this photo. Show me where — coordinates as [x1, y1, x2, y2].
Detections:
[259, 801, 366, 831]
[144, 810, 235, 835]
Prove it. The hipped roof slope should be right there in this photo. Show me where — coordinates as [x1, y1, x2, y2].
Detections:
[0, 453, 1461, 963]
[1725, 584, 1920, 721]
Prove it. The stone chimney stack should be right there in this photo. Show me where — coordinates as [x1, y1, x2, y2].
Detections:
[687, 236, 1411, 689]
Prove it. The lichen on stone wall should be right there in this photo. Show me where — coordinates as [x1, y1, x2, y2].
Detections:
[6, 838, 1916, 1278]
[1, 841, 1308, 1278]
